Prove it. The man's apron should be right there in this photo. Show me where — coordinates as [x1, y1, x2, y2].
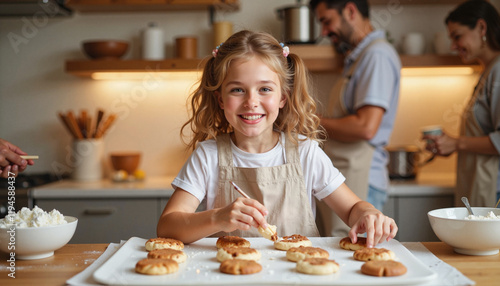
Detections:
[456, 57, 500, 207]
[316, 40, 385, 237]
[212, 133, 320, 237]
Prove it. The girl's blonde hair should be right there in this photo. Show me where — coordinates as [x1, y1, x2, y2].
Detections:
[181, 30, 325, 150]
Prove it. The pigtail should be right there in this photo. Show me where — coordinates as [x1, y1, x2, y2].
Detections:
[278, 53, 326, 145]
[180, 56, 228, 151]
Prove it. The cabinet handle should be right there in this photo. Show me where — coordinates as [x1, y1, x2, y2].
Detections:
[83, 207, 116, 215]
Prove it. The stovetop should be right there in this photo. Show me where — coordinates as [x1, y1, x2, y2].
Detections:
[0, 172, 62, 190]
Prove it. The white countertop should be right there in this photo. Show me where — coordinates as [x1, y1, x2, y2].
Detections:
[31, 173, 455, 199]
[31, 176, 176, 199]
[389, 172, 455, 196]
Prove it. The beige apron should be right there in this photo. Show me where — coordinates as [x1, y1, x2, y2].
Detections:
[456, 57, 500, 207]
[316, 40, 384, 237]
[212, 133, 320, 237]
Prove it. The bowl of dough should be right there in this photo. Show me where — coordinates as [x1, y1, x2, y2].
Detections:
[428, 207, 500, 256]
[0, 206, 78, 260]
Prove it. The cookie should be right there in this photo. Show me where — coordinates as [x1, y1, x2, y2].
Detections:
[286, 246, 329, 262]
[258, 224, 278, 241]
[216, 236, 251, 249]
[274, 234, 312, 251]
[147, 248, 187, 263]
[296, 257, 339, 275]
[145, 237, 184, 251]
[216, 247, 261, 262]
[353, 248, 396, 262]
[135, 258, 179, 275]
[219, 259, 262, 275]
[361, 260, 407, 277]
[339, 236, 367, 251]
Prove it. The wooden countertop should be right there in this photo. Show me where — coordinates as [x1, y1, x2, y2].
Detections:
[0, 242, 498, 285]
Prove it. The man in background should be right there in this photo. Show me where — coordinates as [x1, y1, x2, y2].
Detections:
[310, 0, 401, 236]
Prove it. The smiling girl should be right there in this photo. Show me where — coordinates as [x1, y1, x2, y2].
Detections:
[157, 30, 397, 246]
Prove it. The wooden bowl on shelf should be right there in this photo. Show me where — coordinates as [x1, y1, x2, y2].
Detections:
[82, 40, 129, 60]
[110, 152, 141, 174]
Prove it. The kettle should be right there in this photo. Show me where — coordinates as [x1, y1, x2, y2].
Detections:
[276, 1, 316, 44]
[386, 145, 435, 180]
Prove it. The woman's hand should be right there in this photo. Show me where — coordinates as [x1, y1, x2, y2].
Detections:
[213, 197, 269, 233]
[0, 138, 33, 178]
[349, 205, 398, 248]
[423, 132, 457, 156]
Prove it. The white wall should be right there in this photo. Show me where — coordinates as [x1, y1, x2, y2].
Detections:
[0, 1, 487, 178]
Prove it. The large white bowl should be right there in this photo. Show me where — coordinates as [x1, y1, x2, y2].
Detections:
[0, 216, 78, 260]
[428, 207, 500, 256]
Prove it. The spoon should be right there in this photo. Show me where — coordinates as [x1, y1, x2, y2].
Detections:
[461, 197, 475, 216]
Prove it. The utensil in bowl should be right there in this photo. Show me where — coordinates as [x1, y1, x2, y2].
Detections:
[0, 216, 78, 260]
[428, 207, 500, 256]
[82, 40, 129, 60]
[461, 197, 475, 216]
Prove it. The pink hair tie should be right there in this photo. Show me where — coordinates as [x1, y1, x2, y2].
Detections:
[280, 43, 289, 58]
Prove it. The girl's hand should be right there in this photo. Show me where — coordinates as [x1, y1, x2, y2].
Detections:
[214, 197, 269, 233]
[349, 210, 398, 248]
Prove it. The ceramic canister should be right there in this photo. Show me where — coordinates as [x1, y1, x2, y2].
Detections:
[213, 21, 233, 48]
[142, 22, 164, 60]
[71, 139, 104, 181]
[434, 31, 452, 55]
[402, 32, 425, 55]
[175, 36, 198, 59]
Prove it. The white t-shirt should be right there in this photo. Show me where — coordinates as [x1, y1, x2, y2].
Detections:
[172, 133, 345, 215]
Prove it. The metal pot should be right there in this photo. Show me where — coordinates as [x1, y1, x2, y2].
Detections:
[386, 145, 435, 180]
[276, 2, 316, 44]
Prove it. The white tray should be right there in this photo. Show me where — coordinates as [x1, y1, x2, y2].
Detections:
[93, 237, 437, 285]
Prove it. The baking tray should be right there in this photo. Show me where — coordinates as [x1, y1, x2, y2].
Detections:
[93, 237, 437, 285]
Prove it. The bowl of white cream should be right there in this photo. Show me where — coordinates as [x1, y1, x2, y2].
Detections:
[0, 206, 78, 260]
[428, 207, 500, 256]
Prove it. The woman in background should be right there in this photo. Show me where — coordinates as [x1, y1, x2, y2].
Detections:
[423, 0, 500, 207]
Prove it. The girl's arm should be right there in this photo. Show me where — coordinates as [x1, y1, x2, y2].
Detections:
[157, 188, 269, 244]
[322, 183, 397, 248]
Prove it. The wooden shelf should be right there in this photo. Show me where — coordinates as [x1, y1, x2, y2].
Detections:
[290, 45, 480, 72]
[65, 58, 203, 77]
[65, 0, 239, 13]
[290, 45, 344, 73]
[399, 54, 477, 68]
[65, 45, 481, 78]
[369, 0, 462, 5]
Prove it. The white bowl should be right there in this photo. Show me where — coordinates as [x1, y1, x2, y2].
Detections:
[428, 207, 500, 256]
[0, 216, 78, 260]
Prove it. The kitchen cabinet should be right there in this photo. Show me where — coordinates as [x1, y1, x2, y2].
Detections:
[65, 45, 481, 77]
[65, 0, 239, 12]
[384, 174, 456, 242]
[384, 194, 454, 242]
[35, 198, 163, 243]
[31, 177, 175, 243]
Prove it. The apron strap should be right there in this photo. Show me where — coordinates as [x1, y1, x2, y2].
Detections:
[217, 133, 233, 167]
[284, 134, 300, 164]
